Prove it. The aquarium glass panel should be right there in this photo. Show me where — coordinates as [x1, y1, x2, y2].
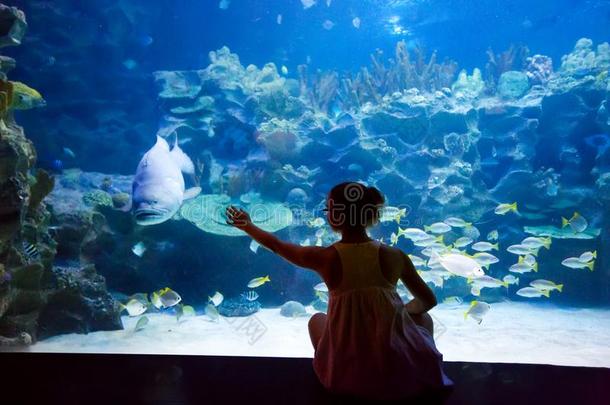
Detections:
[0, 0, 609, 367]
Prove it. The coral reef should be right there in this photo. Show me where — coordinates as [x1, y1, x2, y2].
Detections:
[0, 6, 121, 342]
[484, 45, 530, 93]
[525, 55, 553, 85]
[497, 71, 531, 99]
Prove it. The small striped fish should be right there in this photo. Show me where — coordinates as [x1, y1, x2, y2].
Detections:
[23, 242, 40, 262]
[241, 291, 259, 302]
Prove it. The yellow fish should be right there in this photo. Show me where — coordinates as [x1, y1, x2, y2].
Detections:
[494, 202, 518, 215]
[10, 81, 46, 110]
[247, 275, 271, 288]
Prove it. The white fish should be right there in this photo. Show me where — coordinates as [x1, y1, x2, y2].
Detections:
[322, 20, 334, 30]
[277, 14, 283, 25]
[578, 251, 596, 263]
[521, 254, 537, 266]
[472, 252, 499, 268]
[281, 65, 288, 75]
[472, 242, 499, 252]
[352, 17, 361, 29]
[208, 291, 224, 306]
[301, 0, 317, 9]
[509, 262, 537, 274]
[249, 239, 260, 253]
[130, 135, 201, 225]
[248, 275, 271, 288]
[516, 287, 549, 298]
[315, 290, 329, 303]
[507, 244, 538, 256]
[408, 255, 427, 267]
[424, 222, 452, 234]
[529, 279, 563, 292]
[444, 217, 471, 228]
[313, 282, 328, 292]
[380, 207, 406, 223]
[487, 230, 499, 241]
[400, 228, 431, 241]
[132, 242, 146, 257]
[503, 275, 519, 285]
[469, 275, 508, 289]
[494, 202, 518, 215]
[436, 253, 485, 279]
[119, 299, 147, 317]
[205, 303, 220, 322]
[63, 147, 76, 158]
[464, 301, 490, 324]
[443, 296, 463, 306]
[561, 212, 588, 233]
[419, 271, 444, 288]
[134, 316, 149, 331]
[413, 235, 442, 247]
[453, 237, 473, 248]
[158, 288, 182, 308]
[521, 237, 551, 250]
[561, 257, 595, 271]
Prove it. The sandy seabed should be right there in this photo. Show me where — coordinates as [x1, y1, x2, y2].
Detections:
[10, 302, 610, 368]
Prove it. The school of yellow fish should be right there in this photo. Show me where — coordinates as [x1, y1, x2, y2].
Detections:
[307, 202, 597, 325]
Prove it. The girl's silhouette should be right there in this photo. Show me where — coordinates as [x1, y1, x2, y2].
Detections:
[226, 182, 452, 400]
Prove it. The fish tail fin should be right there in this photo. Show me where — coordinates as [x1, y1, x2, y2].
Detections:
[424, 225, 431, 232]
[265, 275, 271, 282]
[592, 250, 597, 259]
[586, 261, 595, 271]
[557, 284, 564, 292]
[117, 303, 126, 313]
[542, 289, 550, 298]
[531, 249, 539, 257]
[533, 263, 538, 272]
[561, 217, 569, 228]
[543, 238, 552, 249]
[515, 277, 520, 285]
[502, 282, 509, 288]
[493, 243, 499, 250]
[511, 202, 518, 213]
[436, 235, 444, 244]
[518, 255, 524, 263]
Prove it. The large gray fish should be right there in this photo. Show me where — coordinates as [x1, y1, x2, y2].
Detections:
[129, 135, 201, 225]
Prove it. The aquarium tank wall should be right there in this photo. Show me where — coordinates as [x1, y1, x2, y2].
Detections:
[0, 0, 609, 366]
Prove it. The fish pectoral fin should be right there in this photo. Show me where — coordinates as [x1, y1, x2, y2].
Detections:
[170, 143, 195, 174]
[183, 187, 202, 200]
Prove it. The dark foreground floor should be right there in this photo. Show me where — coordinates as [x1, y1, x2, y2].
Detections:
[2, 353, 609, 404]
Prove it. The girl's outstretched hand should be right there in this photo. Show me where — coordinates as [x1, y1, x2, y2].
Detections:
[225, 205, 252, 230]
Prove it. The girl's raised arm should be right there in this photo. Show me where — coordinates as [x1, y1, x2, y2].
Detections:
[226, 206, 326, 271]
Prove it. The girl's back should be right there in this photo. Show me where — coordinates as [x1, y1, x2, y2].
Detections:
[313, 240, 451, 400]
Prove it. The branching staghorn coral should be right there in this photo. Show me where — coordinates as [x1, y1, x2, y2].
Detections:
[298, 41, 458, 113]
[338, 41, 458, 109]
[297, 64, 339, 114]
[484, 45, 530, 92]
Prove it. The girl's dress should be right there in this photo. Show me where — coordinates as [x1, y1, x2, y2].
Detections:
[313, 241, 453, 400]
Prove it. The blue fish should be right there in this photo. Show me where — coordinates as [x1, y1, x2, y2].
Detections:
[51, 159, 64, 172]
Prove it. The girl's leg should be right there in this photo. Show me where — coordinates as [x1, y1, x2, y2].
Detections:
[308, 313, 327, 350]
[410, 312, 434, 336]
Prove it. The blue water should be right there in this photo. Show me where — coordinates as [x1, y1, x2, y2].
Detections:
[2, 0, 609, 347]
